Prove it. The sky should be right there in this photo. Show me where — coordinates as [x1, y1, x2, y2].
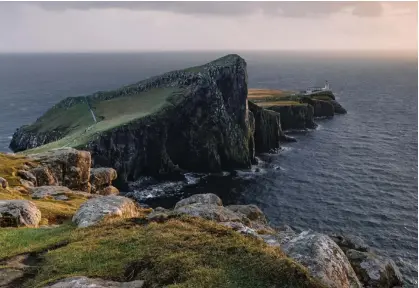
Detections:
[0, 1, 417, 52]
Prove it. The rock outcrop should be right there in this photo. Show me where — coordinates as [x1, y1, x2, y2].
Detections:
[72, 195, 139, 228]
[29, 186, 93, 200]
[90, 167, 118, 194]
[330, 99, 347, 114]
[267, 104, 317, 131]
[11, 55, 254, 185]
[301, 97, 335, 117]
[0, 200, 41, 227]
[44, 277, 145, 288]
[247, 101, 282, 153]
[28, 148, 91, 192]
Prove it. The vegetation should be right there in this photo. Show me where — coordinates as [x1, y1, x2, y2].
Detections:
[257, 101, 306, 107]
[0, 217, 325, 288]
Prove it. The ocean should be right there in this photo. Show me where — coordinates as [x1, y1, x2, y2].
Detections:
[0, 51, 417, 286]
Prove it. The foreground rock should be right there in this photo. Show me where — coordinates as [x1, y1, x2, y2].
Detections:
[0, 200, 41, 227]
[90, 167, 118, 194]
[29, 186, 93, 200]
[28, 148, 91, 192]
[281, 230, 362, 288]
[44, 277, 144, 288]
[10, 55, 255, 184]
[72, 195, 139, 228]
[174, 193, 222, 208]
[346, 249, 403, 288]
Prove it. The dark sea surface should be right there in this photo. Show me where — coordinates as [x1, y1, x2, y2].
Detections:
[0, 51, 417, 286]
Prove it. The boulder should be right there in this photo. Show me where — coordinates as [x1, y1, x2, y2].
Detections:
[281, 230, 362, 288]
[72, 196, 139, 228]
[346, 249, 403, 288]
[28, 148, 91, 192]
[17, 170, 37, 185]
[0, 200, 41, 227]
[174, 204, 245, 223]
[43, 277, 144, 288]
[226, 204, 267, 224]
[0, 177, 8, 189]
[29, 166, 56, 186]
[329, 233, 371, 253]
[29, 186, 93, 200]
[247, 101, 281, 153]
[174, 193, 222, 209]
[0, 268, 24, 287]
[98, 185, 119, 196]
[90, 167, 117, 193]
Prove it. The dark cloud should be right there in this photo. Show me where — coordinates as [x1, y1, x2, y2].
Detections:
[16, 1, 417, 18]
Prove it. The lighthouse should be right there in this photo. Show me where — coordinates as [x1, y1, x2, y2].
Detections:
[323, 80, 330, 91]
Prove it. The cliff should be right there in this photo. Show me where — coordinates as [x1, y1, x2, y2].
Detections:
[267, 104, 317, 131]
[10, 55, 255, 185]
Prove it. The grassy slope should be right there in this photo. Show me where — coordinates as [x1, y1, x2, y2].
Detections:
[1, 217, 325, 288]
[23, 87, 180, 154]
[248, 89, 333, 107]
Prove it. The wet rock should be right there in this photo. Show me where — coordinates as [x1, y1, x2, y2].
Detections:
[90, 167, 117, 193]
[281, 230, 362, 288]
[0, 177, 8, 189]
[0, 200, 41, 227]
[346, 249, 403, 288]
[329, 233, 371, 253]
[72, 195, 139, 228]
[43, 277, 145, 288]
[28, 148, 91, 192]
[267, 104, 317, 131]
[174, 193, 222, 209]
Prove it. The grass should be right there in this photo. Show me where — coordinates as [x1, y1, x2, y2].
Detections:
[257, 101, 306, 107]
[0, 217, 325, 288]
[248, 89, 296, 99]
[22, 87, 181, 154]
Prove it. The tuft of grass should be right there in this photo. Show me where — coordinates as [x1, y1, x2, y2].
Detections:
[0, 216, 326, 288]
[0, 154, 36, 187]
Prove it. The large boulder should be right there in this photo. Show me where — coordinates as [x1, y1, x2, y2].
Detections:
[90, 167, 117, 193]
[281, 230, 362, 288]
[175, 204, 245, 223]
[345, 249, 403, 288]
[29, 186, 93, 200]
[0, 200, 41, 227]
[329, 233, 371, 253]
[247, 101, 281, 153]
[10, 55, 254, 184]
[72, 195, 139, 228]
[174, 193, 222, 209]
[43, 277, 144, 288]
[29, 166, 56, 186]
[28, 148, 91, 192]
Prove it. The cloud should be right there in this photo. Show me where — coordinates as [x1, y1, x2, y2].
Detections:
[15, 1, 417, 18]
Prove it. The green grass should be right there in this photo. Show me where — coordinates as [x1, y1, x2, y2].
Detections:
[22, 87, 182, 154]
[0, 217, 325, 288]
[257, 101, 306, 107]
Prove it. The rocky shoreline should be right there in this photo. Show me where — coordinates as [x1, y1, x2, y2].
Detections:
[1, 54, 405, 287]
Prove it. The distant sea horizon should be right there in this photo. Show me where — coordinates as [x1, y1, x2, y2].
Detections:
[0, 51, 417, 286]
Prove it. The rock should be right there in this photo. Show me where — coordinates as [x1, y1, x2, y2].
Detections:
[267, 104, 317, 131]
[279, 134, 297, 143]
[0, 268, 24, 287]
[90, 167, 117, 193]
[174, 193, 222, 209]
[220, 221, 261, 238]
[98, 185, 119, 196]
[301, 98, 334, 117]
[346, 249, 403, 288]
[281, 230, 362, 288]
[11, 55, 254, 184]
[17, 170, 37, 185]
[0, 177, 8, 189]
[28, 148, 91, 192]
[174, 203, 245, 223]
[329, 233, 371, 253]
[20, 178, 35, 188]
[43, 277, 145, 288]
[72, 196, 139, 228]
[30, 166, 56, 186]
[0, 200, 41, 227]
[28, 186, 92, 200]
[248, 101, 281, 153]
[330, 100, 347, 114]
[225, 204, 267, 224]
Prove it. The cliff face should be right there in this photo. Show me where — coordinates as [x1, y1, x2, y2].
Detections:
[267, 104, 317, 131]
[10, 55, 254, 185]
[301, 98, 334, 118]
[247, 101, 281, 153]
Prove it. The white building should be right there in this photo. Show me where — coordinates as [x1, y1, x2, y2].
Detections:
[302, 81, 331, 95]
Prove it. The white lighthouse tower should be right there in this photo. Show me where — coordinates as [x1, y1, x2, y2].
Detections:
[323, 80, 330, 91]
